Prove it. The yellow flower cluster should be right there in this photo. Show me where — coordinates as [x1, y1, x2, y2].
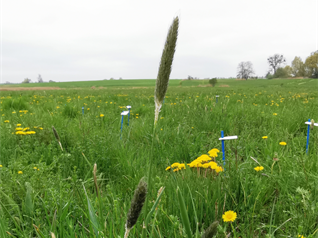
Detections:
[165, 148, 224, 173]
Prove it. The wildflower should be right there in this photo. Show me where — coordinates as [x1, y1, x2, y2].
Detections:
[4, 120, 9, 123]
[208, 148, 219, 157]
[279, 142, 287, 146]
[12, 111, 16, 114]
[273, 113, 277, 116]
[222, 210, 237, 222]
[100, 114, 104, 117]
[0, 165, 2, 167]
[56, 106, 60, 109]
[215, 166, 224, 173]
[262, 136, 268, 139]
[17, 124, 21, 126]
[16, 131, 26, 135]
[18, 171, 23, 174]
[196, 154, 211, 163]
[298, 235, 306, 238]
[15, 128, 23, 131]
[39, 127, 43, 130]
[136, 117, 139, 119]
[33, 167, 37, 170]
[254, 166, 264, 171]
[87, 108, 90, 110]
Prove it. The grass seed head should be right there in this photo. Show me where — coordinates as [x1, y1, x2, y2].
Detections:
[125, 177, 148, 230]
[201, 221, 219, 238]
[310, 119, 315, 130]
[154, 16, 179, 125]
[52, 126, 60, 141]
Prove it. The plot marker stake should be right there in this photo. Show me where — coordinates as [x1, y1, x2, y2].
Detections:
[120, 111, 129, 139]
[127, 105, 131, 126]
[305, 119, 318, 153]
[219, 131, 238, 166]
[82, 107, 84, 115]
[216, 95, 219, 103]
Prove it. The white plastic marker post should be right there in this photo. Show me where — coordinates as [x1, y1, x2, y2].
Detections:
[126, 105, 131, 126]
[216, 95, 219, 103]
[305, 119, 318, 153]
[120, 111, 129, 139]
[219, 130, 238, 166]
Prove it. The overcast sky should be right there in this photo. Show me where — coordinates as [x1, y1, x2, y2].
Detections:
[1, 0, 317, 83]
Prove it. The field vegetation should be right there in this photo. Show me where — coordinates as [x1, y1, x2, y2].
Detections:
[0, 78, 317, 237]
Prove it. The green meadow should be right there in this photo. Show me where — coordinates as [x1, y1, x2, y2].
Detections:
[0, 78, 317, 237]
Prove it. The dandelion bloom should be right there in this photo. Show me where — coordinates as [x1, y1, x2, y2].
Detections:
[4, 120, 9, 123]
[222, 210, 237, 222]
[208, 148, 219, 157]
[16, 131, 26, 135]
[33, 167, 37, 170]
[262, 136, 268, 139]
[15, 128, 23, 131]
[254, 166, 264, 172]
[100, 114, 104, 117]
[215, 166, 224, 173]
[298, 235, 306, 238]
[196, 154, 211, 163]
[18, 171, 23, 174]
[279, 142, 287, 146]
[0, 165, 2, 167]
[17, 124, 21, 126]
[273, 113, 277, 116]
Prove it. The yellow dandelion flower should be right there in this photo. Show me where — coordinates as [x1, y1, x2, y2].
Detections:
[12, 111, 16, 114]
[100, 114, 104, 117]
[262, 136, 268, 139]
[222, 210, 237, 222]
[208, 148, 219, 157]
[254, 166, 264, 172]
[298, 235, 306, 238]
[279, 142, 287, 146]
[165, 166, 171, 171]
[15, 128, 23, 131]
[0, 165, 2, 167]
[273, 113, 277, 116]
[17, 124, 21, 126]
[33, 167, 37, 170]
[4, 120, 9, 123]
[18, 171, 23, 174]
[215, 166, 224, 173]
[196, 154, 211, 163]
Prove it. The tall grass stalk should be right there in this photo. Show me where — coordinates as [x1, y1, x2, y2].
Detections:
[154, 16, 179, 125]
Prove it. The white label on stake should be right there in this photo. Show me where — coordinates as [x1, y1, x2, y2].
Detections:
[305, 122, 318, 127]
[126, 106, 131, 109]
[219, 136, 238, 140]
[216, 95, 219, 97]
[121, 111, 129, 116]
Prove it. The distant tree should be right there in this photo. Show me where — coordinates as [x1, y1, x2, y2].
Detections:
[208, 78, 217, 87]
[38, 74, 43, 83]
[237, 61, 255, 80]
[22, 78, 31, 83]
[119, 77, 123, 80]
[267, 54, 286, 75]
[304, 51, 318, 78]
[110, 77, 114, 80]
[49, 80, 56, 83]
[284, 65, 293, 77]
[5, 81, 11, 84]
[273, 67, 290, 78]
[187, 75, 193, 80]
[291, 56, 305, 77]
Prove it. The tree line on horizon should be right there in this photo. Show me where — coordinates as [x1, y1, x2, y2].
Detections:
[237, 51, 318, 80]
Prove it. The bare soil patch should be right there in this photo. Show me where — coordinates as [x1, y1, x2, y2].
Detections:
[0, 87, 63, 91]
[219, 84, 230, 87]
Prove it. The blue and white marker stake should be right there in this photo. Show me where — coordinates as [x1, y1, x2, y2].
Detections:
[127, 105, 131, 126]
[120, 111, 129, 139]
[82, 107, 84, 115]
[219, 131, 238, 166]
[216, 95, 219, 103]
[305, 119, 318, 153]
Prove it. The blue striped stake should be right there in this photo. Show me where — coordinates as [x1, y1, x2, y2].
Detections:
[219, 132, 238, 166]
[305, 119, 318, 153]
[82, 107, 84, 115]
[216, 95, 219, 103]
[127, 105, 131, 126]
[120, 111, 129, 139]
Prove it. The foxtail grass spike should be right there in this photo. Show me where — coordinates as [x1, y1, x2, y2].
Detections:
[50, 232, 56, 238]
[201, 221, 219, 238]
[93, 163, 99, 197]
[154, 16, 179, 125]
[125, 178, 148, 238]
[52, 126, 63, 151]
[310, 119, 315, 130]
